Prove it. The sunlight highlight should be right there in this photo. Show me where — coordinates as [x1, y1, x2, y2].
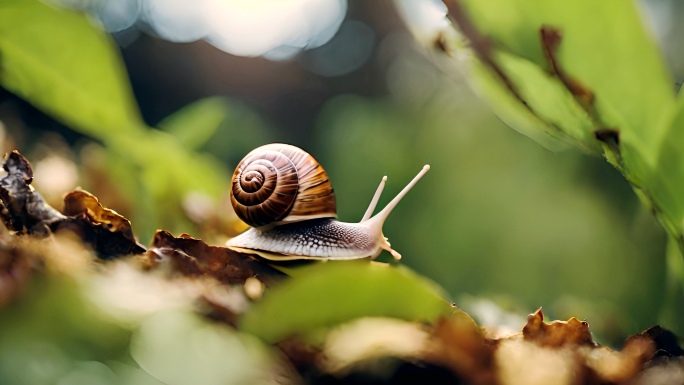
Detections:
[79, 0, 347, 60]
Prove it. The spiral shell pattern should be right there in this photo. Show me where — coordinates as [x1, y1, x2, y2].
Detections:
[230, 143, 337, 227]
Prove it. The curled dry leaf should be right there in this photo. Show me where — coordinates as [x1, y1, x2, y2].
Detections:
[0, 150, 66, 235]
[63, 190, 136, 237]
[522, 307, 595, 347]
[0, 151, 145, 259]
[56, 190, 146, 258]
[145, 230, 286, 286]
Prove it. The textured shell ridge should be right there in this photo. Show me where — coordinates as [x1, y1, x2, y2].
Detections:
[230, 143, 337, 227]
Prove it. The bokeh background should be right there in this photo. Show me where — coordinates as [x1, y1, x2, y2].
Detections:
[3, 0, 684, 345]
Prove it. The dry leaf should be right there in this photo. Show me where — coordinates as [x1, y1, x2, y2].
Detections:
[522, 308, 595, 347]
[56, 190, 146, 258]
[0, 151, 65, 235]
[426, 308, 497, 385]
[0, 151, 145, 258]
[145, 230, 286, 286]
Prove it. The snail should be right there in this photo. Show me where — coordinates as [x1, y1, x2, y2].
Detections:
[226, 143, 430, 261]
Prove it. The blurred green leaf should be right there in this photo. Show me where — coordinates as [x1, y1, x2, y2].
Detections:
[158, 97, 229, 150]
[105, 130, 230, 241]
[157, 96, 274, 167]
[131, 310, 276, 385]
[0, 0, 236, 241]
[650, 97, 684, 237]
[107, 361, 165, 385]
[0, 0, 144, 138]
[658, 236, 684, 336]
[240, 262, 452, 343]
[0, 275, 130, 385]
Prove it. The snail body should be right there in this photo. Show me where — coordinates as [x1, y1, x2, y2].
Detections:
[226, 143, 430, 261]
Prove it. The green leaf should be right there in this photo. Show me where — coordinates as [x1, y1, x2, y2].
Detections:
[157, 96, 274, 167]
[158, 97, 229, 150]
[448, 0, 684, 240]
[0, 274, 130, 384]
[469, 52, 599, 153]
[456, 0, 675, 155]
[240, 262, 453, 343]
[131, 310, 274, 385]
[0, 0, 144, 138]
[650, 97, 684, 235]
[658, 236, 684, 336]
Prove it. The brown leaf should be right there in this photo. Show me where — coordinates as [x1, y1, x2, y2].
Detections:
[145, 230, 286, 286]
[0, 151, 145, 259]
[522, 307, 595, 347]
[580, 335, 654, 383]
[55, 190, 146, 259]
[495, 338, 582, 385]
[425, 308, 497, 385]
[0, 151, 66, 235]
[63, 190, 135, 237]
[635, 325, 684, 359]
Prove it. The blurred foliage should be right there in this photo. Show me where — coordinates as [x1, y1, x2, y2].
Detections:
[0, 0, 140, 136]
[0, 0, 231, 242]
[432, 0, 684, 333]
[241, 262, 452, 343]
[0, 0, 681, 383]
[0, 245, 284, 385]
[316, 91, 666, 341]
[444, 0, 676, 212]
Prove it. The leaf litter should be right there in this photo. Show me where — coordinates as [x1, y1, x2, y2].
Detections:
[0, 149, 683, 384]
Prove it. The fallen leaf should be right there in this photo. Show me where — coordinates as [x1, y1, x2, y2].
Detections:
[522, 307, 594, 347]
[425, 309, 496, 385]
[0, 151, 145, 259]
[580, 336, 654, 383]
[0, 151, 66, 235]
[55, 189, 146, 258]
[145, 230, 286, 286]
[636, 325, 684, 359]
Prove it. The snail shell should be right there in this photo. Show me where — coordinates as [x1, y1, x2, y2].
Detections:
[226, 143, 430, 261]
[230, 143, 336, 227]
